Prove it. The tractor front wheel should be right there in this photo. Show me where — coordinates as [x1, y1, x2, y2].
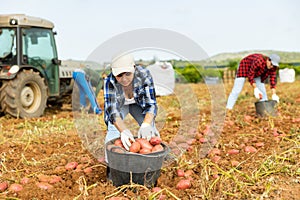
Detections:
[0, 69, 48, 118]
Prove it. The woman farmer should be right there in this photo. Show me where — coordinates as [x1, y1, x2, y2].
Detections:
[104, 53, 159, 150]
[226, 53, 280, 110]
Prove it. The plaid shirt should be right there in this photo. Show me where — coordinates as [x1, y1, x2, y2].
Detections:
[104, 66, 157, 125]
[236, 54, 277, 88]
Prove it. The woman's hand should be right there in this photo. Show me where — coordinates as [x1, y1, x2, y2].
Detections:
[120, 129, 135, 150]
[138, 123, 156, 141]
[272, 94, 280, 102]
[254, 88, 263, 99]
[271, 88, 279, 102]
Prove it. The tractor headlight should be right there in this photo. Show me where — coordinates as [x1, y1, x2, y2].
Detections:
[9, 18, 18, 25]
[7, 65, 20, 76]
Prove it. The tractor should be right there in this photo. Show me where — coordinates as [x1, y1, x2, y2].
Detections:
[0, 14, 76, 118]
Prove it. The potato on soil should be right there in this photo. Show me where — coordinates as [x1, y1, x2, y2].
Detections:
[245, 146, 257, 153]
[49, 175, 62, 184]
[231, 160, 239, 167]
[176, 179, 191, 190]
[8, 183, 23, 192]
[129, 141, 141, 153]
[199, 137, 208, 143]
[65, 161, 79, 170]
[255, 142, 265, 147]
[0, 182, 8, 192]
[209, 148, 221, 156]
[83, 167, 93, 174]
[212, 174, 220, 179]
[152, 186, 162, 192]
[21, 177, 30, 185]
[38, 174, 51, 182]
[227, 149, 239, 155]
[177, 169, 185, 177]
[211, 155, 221, 163]
[186, 138, 197, 145]
[36, 182, 54, 190]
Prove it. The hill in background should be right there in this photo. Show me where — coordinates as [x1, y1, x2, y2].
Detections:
[204, 50, 300, 66]
[62, 50, 300, 70]
[61, 60, 105, 71]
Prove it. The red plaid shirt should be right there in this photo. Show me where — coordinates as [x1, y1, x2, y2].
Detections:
[236, 54, 277, 88]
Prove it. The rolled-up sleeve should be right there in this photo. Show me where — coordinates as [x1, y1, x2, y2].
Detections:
[144, 85, 157, 115]
[134, 67, 157, 116]
[269, 69, 277, 89]
[104, 77, 121, 125]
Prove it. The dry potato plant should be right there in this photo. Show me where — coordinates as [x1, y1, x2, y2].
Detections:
[0, 80, 299, 199]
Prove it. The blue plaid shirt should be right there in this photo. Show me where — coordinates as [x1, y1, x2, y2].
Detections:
[104, 66, 157, 125]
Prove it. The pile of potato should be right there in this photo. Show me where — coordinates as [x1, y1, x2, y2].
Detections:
[109, 136, 164, 154]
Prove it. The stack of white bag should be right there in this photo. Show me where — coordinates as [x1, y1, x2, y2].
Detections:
[147, 61, 175, 96]
[279, 68, 295, 83]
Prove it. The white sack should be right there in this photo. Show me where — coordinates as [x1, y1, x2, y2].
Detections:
[279, 68, 295, 83]
[147, 61, 175, 96]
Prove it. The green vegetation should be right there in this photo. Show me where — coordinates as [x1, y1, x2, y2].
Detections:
[279, 63, 300, 76]
[174, 64, 223, 83]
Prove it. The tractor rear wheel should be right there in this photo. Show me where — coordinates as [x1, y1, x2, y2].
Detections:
[0, 69, 47, 118]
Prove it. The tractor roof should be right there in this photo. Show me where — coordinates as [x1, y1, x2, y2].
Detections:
[0, 14, 54, 29]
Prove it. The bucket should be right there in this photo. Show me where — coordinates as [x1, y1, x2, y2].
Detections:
[106, 139, 169, 187]
[255, 100, 277, 117]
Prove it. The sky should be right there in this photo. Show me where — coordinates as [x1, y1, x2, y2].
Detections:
[1, 0, 300, 62]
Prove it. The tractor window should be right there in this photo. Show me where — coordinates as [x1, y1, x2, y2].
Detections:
[0, 28, 16, 60]
[22, 28, 56, 67]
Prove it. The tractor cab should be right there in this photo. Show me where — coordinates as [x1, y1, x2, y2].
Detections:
[0, 14, 60, 95]
[0, 14, 73, 118]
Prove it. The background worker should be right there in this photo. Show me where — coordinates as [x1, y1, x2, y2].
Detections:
[226, 53, 280, 110]
[104, 53, 159, 150]
[72, 68, 102, 114]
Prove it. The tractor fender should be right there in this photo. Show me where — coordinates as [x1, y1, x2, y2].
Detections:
[0, 65, 46, 82]
[13, 65, 49, 85]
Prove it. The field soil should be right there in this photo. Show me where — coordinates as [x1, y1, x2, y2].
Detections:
[0, 81, 299, 200]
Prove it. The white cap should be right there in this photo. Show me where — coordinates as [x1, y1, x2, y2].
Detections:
[111, 54, 135, 76]
[269, 54, 280, 67]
